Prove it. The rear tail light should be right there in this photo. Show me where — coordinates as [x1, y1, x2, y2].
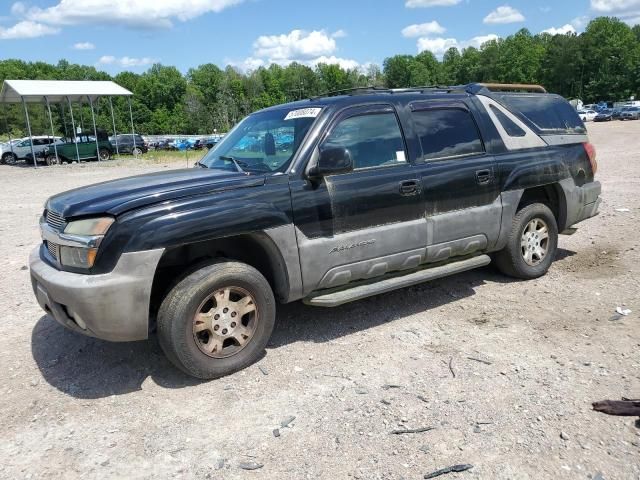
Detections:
[583, 142, 597, 176]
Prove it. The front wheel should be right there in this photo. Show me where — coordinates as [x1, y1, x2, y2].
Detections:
[132, 147, 143, 156]
[45, 155, 60, 166]
[157, 261, 276, 379]
[494, 203, 558, 280]
[1, 152, 17, 164]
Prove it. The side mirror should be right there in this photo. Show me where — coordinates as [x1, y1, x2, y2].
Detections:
[311, 147, 353, 177]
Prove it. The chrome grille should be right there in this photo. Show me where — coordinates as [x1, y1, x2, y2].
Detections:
[46, 240, 60, 261]
[45, 210, 65, 231]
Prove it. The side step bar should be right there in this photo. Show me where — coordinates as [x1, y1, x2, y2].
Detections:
[304, 254, 491, 307]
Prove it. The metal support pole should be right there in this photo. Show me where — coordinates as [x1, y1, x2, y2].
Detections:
[109, 97, 119, 156]
[79, 101, 85, 135]
[22, 98, 37, 168]
[67, 97, 81, 162]
[61, 102, 68, 139]
[45, 97, 59, 163]
[88, 96, 101, 161]
[128, 97, 137, 158]
[3, 103, 15, 160]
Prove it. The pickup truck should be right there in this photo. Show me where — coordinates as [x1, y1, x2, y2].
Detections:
[29, 83, 601, 379]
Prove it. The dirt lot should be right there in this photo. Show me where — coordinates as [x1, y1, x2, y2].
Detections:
[0, 122, 638, 480]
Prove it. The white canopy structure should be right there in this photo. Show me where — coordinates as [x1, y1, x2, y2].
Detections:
[1, 80, 136, 167]
[0, 80, 132, 104]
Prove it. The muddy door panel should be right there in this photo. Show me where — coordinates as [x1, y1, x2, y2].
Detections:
[290, 105, 425, 295]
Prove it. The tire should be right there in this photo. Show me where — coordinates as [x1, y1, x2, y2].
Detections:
[157, 261, 276, 379]
[1, 152, 17, 164]
[132, 147, 142, 156]
[493, 203, 558, 280]
[45, 155, 60, 166]
[98, 148, 111, 161]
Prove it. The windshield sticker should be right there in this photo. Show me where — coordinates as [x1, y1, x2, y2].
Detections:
[284, 108, 322, 121]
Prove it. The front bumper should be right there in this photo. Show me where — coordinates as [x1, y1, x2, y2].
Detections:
[29, 246, 164, 342]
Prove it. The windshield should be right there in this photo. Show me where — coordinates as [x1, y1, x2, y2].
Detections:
[199, 107, 321, 173]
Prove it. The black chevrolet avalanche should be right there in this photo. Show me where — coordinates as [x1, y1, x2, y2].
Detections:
[30, 83, 601, 379]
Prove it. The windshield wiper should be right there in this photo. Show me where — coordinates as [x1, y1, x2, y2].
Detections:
[219, 155, 247, 174]
[195, 160, 208, 168]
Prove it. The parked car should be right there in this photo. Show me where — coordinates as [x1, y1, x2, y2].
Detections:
[42, 130, 113, 165]
[593, 109, 614, 122]
[202, 137, 221, 149]
[619, 107, 640, 120]
[170, 138, 197, 151]
[577, 109, 597, 122]
[612, 108, 624, 120]
[110, 134, 148, 155]
[30, 83, 601, 379]
[0, 136, 62, 164]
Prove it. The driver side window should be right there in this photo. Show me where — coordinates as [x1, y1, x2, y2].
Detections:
[322, 112, 407, 170]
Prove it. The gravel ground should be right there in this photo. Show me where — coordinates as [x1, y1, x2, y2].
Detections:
[0, 121, 638, 480]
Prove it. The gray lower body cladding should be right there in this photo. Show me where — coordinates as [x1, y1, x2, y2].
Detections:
[305, 254, 491, 307]
[29, 246, 164, 341]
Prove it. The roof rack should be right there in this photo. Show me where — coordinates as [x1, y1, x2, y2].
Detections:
[309, 84, 468, 100]
[475, 83, 547, 94]
[309, 86, 391, 100]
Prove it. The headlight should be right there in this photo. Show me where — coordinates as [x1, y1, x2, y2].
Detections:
[58, 217, 114, 268]
[64, 217, 114, 236]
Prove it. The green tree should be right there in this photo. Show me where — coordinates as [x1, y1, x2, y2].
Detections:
[581, 17, 640, 101]
[383, 55, 414, 88]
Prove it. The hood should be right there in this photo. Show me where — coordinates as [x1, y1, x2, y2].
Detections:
[46, 167, 266, 218]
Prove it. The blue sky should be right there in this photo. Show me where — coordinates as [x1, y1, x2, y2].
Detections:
[0, 0, 638, 74]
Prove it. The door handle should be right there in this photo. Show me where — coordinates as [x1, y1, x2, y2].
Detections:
[399, 179, 420, 196]
[475, 169, 492, 185]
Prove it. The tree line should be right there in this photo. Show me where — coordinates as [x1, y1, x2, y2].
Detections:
[1, 16, 639, 137]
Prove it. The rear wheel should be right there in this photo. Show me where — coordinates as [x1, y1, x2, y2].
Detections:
[494, 203, 558, 280]
[132, 147, 142, 156]
[98, 148, 111, 161]
[157, 261, 276, 379]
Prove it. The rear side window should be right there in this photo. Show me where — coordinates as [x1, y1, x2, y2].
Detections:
[323, 113, 407, 170]
[412, 108, 484, 160]
[490, 105, 526, 137]
[495, 94, 586, 134]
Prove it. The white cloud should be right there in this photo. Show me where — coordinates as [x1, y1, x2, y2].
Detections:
[0, 20, 60, 40]
[98, 55, 156, 68]
[417, 37, 458, 56]
[541, 24, 577, 35]
[98, 55, 116, 64]
[402, 21, 446, 37]
[253, 29, 337, 61]
[73, 41, 95, 50]
[591, 0, 640, 25]
[462, 34, 500, 49]
[313, 56, 360, 70]
[25, 0, 244, 29]
[405, 0, 461, 7]
[10, 2, 26, 15]
[417, 34, 499, 57]
[571, 15, 590, 30]
[232, 28, 362, 71]
[483, 5, 525, 24]
[591, 0, 640, 12]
